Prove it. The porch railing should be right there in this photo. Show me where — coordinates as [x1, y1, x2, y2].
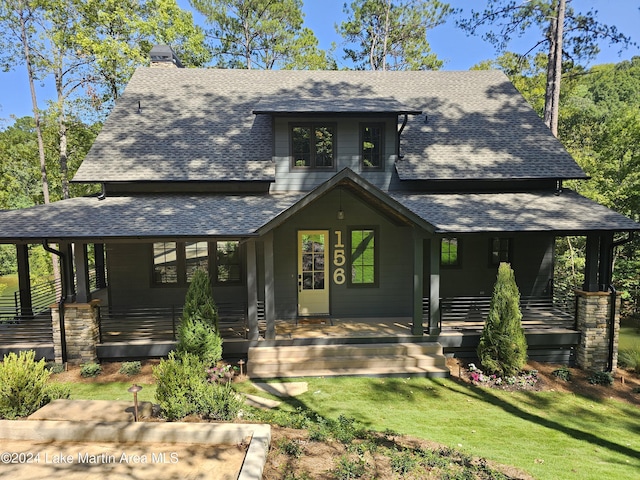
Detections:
[423, 295, 576, 331]
[97, 302, 253, 343]
[0, 278, 60, 345]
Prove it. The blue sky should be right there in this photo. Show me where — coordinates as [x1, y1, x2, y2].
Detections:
[1, 0, 638, 123]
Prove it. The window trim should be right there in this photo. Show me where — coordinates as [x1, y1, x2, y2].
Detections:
[360, 122, 385, 170]
[489, 237, 512, 266]
[348, 226, 379, 287]
[440, 237, 462, 268]
[214, 240, 243, 286]
[289, 122, 337, 171]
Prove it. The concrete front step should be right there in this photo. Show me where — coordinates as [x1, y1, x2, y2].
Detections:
[247, 342, 449, 379]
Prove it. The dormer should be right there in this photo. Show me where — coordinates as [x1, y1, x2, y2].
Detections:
[253, 96, 421, 192]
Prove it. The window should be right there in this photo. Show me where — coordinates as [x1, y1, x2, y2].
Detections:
[490, 237, 512, 265]
[350, 228, 377, 285]
[185, 241, 208, 282]
[441, 237, 460, 267]
[216, 241, 241, 284]
[152, 241, 210, 286]
[291, 124, 335, 168]
[361, 124, 384, 169]
[153, 242, 178, 284]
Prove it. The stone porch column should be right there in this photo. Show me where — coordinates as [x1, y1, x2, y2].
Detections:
[574, 290, 620, 372]
[51, 300, 101, 364]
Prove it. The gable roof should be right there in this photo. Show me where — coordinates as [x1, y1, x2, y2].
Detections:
[73, 69, 587, 184]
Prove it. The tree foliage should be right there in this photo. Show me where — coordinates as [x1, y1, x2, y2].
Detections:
[458, 0, 635, 136]
[338, 0, 454, 70]
[477, 263, 528, 376]
[191, 0, 331, 69]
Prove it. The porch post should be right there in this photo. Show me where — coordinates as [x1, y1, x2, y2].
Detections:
[58, 242, 76, 303]
[428, 237, 441, 335]
[598, 232, 614, 291]
[15, 244, 33, 317]
[264, 232, 276, 340]
[94, 244, 107, 289]
[582, 234, 599, 292]
[412, 230, 424, 336]
[74, 243, 91, 303]
[246, 239, 259, 340]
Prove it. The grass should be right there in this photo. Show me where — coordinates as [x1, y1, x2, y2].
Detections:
[54, 381, 157, 402]
[235, 377, 639, 480]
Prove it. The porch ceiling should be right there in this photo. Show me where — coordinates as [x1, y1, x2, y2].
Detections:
[0, 193, 303, 242]
[390, 189, 640, 234]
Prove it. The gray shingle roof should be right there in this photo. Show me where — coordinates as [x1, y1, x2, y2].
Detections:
[0, 194, 303, 241]
[390, 190, 640, 233]
[73, 69, 586, 184]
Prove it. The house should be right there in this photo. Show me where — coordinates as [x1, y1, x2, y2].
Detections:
[1, 48, 638, 377]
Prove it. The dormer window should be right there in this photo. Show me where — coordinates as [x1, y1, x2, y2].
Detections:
[291, 123, 335, 169]
[361, 123, 384, 169]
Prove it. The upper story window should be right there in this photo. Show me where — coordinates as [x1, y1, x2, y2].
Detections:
[361, 123, 384, 169]
[291, 123, 335, 169]
[490, 237, 512, 266]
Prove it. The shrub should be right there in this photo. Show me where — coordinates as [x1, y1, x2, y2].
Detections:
[477, 263, 528, 376]
[552, 366, 572, 381]
[332, 454, 367, 479]
[119, 361, 142, 376]
[390, 448, 419, 475]
[153, 351, 207, 420]
[277, 438, 304, 458]
[182, 269, 218, 330]
[153, 351, 242, 421]
[0, 350, 68, 419]
[588, 371, 614, 386]
[176, 316, 223, 367]
[45, 362, 65, 374]
[80, 362, 102, 377]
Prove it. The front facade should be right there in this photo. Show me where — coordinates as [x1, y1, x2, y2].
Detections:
[1, 56, 638, 372]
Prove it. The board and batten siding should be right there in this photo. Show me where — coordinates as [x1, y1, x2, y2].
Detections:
[106, 242, 247, 310]
[438, 233, 554, 298]
[270, 116, 398, 192]
[271, 188, 414, 319]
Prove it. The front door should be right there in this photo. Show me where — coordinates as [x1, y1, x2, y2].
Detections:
[298, 230, 329, 316]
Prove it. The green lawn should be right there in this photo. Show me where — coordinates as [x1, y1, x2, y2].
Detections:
[620, 318, 640, 351]
[235, 377, 639, 480]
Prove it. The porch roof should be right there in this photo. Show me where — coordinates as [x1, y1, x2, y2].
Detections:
[390, 190, 640, 234]
[0, 193, 303, 242]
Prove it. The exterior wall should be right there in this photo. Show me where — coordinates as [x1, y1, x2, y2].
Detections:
[575, 290, 620, 371]
[106, 242, 247, 309]
[439, 233, 554, 298]
[272, 189, 414, 319]
[270, 115, 398, 192]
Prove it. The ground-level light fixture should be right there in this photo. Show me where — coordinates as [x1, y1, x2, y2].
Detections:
[128, 384, 143, 422]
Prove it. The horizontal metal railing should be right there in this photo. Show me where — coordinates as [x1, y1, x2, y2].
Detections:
[97, 302, 253, 343]
[423, 295, 576, 332]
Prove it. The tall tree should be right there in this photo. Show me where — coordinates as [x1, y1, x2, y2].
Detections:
[458, 0, 634, 136]
[190, 0, 331, 69]
[338, 0, 455, 70]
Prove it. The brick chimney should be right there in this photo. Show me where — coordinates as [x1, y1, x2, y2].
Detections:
[149, 45, 184, 68]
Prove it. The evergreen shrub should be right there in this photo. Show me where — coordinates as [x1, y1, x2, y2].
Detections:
[176, 316, 222, 367]
[0, 350, 69, 419]
[182, 269, 218, 330]
[477, 262, 528, 376]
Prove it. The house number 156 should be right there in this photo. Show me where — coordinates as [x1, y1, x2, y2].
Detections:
[333, 230, 346, 285]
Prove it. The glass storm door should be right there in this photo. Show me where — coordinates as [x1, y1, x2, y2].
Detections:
[298, 230, 329, 315]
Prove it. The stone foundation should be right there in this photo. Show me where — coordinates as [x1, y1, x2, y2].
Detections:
[51, 300, 100, 364]
[574, 290, 620, 372]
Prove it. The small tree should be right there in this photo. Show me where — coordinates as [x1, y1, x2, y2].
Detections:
[177, 269, 222, 366]
[477, 263, 528, 376]
[183, 269, 218, 330]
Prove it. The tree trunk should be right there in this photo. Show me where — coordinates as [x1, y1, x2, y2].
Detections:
[543, 0, 565, 137]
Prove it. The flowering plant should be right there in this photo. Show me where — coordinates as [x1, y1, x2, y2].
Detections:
[206, 364, 238, 384]
[465, 363, 538, 390]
